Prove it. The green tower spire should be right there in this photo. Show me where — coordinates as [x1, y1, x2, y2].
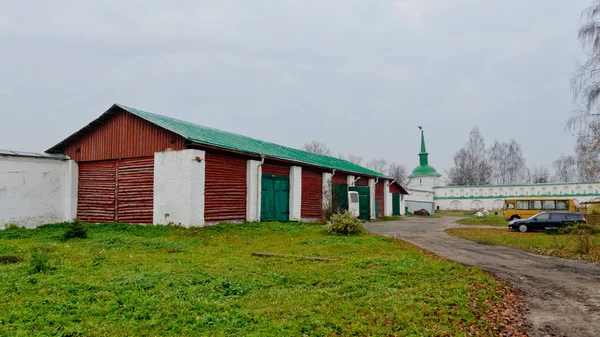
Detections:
[410, 128, 440, 177]
[419, 130, 428, 167]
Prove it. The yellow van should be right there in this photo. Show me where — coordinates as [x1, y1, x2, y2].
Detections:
[503, 198, 576, 220]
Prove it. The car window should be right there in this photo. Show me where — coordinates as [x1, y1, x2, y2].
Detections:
[556, 200, 569, 210]
[535, 213, 550, 220]
[567, 214, 581, 221]
[549, 213, 563, 220]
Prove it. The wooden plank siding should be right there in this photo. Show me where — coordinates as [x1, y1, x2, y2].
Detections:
[332, 174, 347, 185]
[262, 162, 291, 176]
[355, 178, 369, 186]
[376, 182, 385, 218]
[301, 169, 323, 219]
[77, 161, 117, 223]
[77, 157, 154, 224]
[62, 110, 185, 162]
[117, 157, 154, 224]
[204, 152, 247, 223]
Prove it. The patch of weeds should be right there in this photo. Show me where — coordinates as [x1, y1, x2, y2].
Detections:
[0, 255, 23, 264]
[63, 219, 88, 240]
[29, 247, 53, 273]
[325, 211, 366, 235]
[166, 248, 183, 254]
[221, 281, 249, 296]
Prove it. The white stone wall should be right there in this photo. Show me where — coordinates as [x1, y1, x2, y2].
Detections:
[246, 159, 263, 222]
[289, 166, 302, 221]
[153, 149, 205, 227]
[434, 182, 600, 211]
[0, 155, 77, 229]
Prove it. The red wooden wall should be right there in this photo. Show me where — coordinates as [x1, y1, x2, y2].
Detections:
[262, 161, 291, 176]
[62, 110, 185, 162]
[301, 169, 323, 219]
[376, 182, 385, 218]
[77, 157, 154, 224]
[204, 152, 247, 223]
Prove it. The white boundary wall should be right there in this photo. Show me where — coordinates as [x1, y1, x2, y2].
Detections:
[0, 154, 77, 229]
[434, 182, 600, 211]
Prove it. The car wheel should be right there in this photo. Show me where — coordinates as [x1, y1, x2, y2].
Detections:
[518, 224, 528, 232]
[511, 215, 521, 220]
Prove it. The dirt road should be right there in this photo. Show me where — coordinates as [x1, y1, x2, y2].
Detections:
[366, 216, 600, 337]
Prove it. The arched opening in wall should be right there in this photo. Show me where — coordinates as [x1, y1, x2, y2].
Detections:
[492, 199, 504, 210]
[449, 200, 463, 210]
[419, 179, 422, 186]
[470, 200, 484, 210]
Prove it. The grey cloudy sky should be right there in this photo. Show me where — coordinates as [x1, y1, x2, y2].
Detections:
[0, 0, 591, 179]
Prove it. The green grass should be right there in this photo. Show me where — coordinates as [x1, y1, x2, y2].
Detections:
[455, 215, 508, 227]
[446, 228, 600, 262]
[0, 222, 516, 336]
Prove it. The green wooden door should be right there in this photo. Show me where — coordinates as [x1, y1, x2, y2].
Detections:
[261, 174, 289, 221]
[392, 193, 400, 216]
[349, 186, 370, 220]
[332, 183, 348, 212]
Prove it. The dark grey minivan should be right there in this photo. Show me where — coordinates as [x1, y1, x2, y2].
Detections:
[508, 211, 586, 232]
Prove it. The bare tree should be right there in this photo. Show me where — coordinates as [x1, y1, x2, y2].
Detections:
[553, 155, 576, 182]
[339, 153, 363, 166]
[366, 158, 388, 174]
[302, 140, 332, 156]
[570, 2, 600, 179]
[576, 125, 600, 181]
[489, 139, 526, 184]
[446, 127, 492, 185]
[572, 1, 600, 116]
[530, 166, 550, 184]
[388, 163, 408, 186]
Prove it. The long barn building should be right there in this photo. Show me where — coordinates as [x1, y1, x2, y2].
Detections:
[44, 104, 407, 227]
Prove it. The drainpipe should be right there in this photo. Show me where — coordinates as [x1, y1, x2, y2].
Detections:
[374, 177, 379, 184]
[354, 177, 361, 184]
[256, 155, 265, 220]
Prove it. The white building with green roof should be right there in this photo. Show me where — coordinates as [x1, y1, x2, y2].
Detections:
[404, 130, 441, 214]
[403, 129, 600, 212]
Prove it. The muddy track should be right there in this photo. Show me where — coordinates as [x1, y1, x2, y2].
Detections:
[366, 217, 600, 337]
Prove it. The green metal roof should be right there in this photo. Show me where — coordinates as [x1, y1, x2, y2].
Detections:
[411, 164, 441, 177]
[48, 103, 387, 178]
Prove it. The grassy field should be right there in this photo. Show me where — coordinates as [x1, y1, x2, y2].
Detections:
[446, 228, 600, 262]
[0, 222, 519, 336]
[455, 215, 508, 227]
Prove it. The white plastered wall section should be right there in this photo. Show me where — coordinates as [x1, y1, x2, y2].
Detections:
[369, 178, 376, 220]
[289, 166, 302, 221]
[383, 180, 392, 216]
[322, 172, 332, 210]
[153, 149, 205, 227]
[0, 155, 77, 229]
[246, 160, 263, 222]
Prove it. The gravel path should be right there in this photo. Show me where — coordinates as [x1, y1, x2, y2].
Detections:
[366, 216, 600, 337]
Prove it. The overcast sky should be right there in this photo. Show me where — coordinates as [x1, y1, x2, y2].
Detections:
[0, 0, 592, 179]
